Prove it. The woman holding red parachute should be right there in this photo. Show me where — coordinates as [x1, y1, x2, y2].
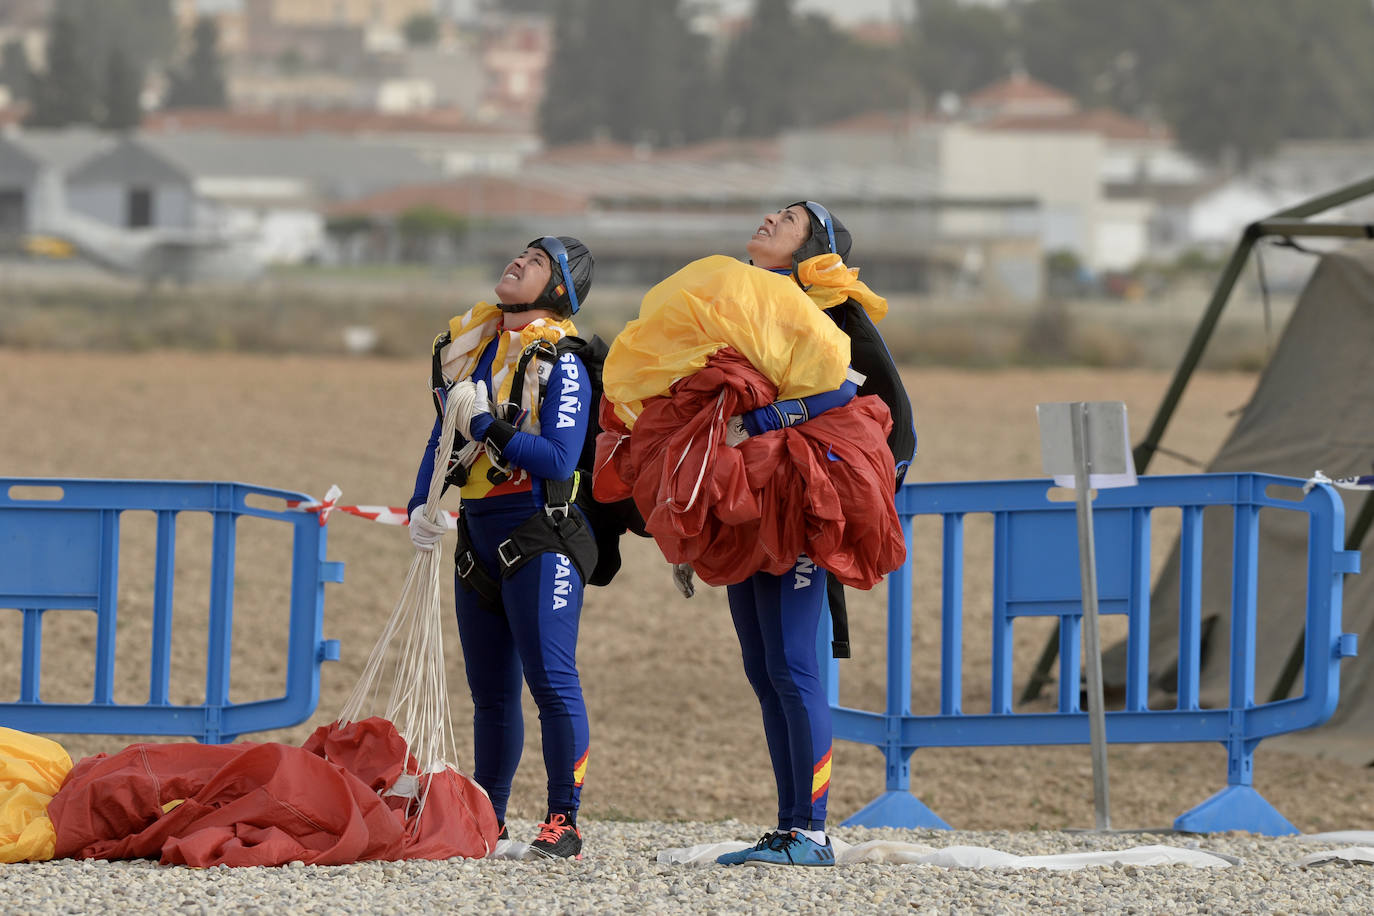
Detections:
[595, 201, 914, 866]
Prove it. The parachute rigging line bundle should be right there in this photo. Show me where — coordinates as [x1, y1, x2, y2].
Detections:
[335, 381, 480, 827]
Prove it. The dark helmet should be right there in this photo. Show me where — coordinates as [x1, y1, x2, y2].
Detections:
[528, 235, 594, 316]
[787, 200, 852, 272]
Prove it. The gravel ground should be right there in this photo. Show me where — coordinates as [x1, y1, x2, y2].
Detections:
[8, 353, 1374, 913]
[5, 820, 1374, 914]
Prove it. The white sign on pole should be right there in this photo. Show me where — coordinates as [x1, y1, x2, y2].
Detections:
[1035, 401, 1136, 833]
[1037, 401, 1137, 489]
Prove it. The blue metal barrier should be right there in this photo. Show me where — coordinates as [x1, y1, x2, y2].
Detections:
[821, 472, 1359, 835]
[0, 479, 344, 743]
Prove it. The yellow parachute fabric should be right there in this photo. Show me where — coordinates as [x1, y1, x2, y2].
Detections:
[603, 256, 851, 427]
[0, 727, 72, 863]
[796, 252, 889, 324]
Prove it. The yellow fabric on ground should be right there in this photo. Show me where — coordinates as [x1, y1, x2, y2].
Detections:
[0, 727, 72, 863]
[603, 256, 851, 427]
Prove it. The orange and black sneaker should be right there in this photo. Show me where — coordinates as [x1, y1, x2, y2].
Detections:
[529, 813, 583, 859]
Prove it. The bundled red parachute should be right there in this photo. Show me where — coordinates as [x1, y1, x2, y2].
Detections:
[595, 347, 905, 588]
[47, 718, 498, 867]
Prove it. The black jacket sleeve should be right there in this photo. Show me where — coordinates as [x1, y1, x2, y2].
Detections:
[842, 300, 916, 487]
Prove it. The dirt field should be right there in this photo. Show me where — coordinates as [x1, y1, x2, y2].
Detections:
[4, 350, 1372, 834]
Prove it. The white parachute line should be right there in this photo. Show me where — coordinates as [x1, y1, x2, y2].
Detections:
[337, 379, 471, 801]
[666, 390, 725, 513]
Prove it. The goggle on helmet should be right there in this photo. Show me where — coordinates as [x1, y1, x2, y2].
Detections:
[787, 200, 852, 271]
[529, 235, 594, 315]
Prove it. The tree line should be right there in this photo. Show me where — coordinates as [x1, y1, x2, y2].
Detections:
[1, 0, 226, 131]
[538, 0, 1374, 168]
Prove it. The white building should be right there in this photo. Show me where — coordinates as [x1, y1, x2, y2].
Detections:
[788, 73, 1207, 274]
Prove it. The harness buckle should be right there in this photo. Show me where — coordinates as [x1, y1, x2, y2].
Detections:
[497, 538, 523, 570]
[456, 548, 476, 579]
[544, 501, 571, 520]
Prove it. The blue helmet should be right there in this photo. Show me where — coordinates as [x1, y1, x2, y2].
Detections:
[529, 235, 594, 315]
[787, 200, 852, 270]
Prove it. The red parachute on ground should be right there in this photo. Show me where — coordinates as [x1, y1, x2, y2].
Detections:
[25, 355, 505, 868]
[48, 718, 498, 867]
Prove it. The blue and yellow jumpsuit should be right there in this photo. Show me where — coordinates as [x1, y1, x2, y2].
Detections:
[409, 339, 593, 826]
[727, 291, 914, 834]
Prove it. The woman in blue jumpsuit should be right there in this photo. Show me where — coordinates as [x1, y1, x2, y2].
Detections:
[407, 236, 596, 860]
[711, 202, 914, 867]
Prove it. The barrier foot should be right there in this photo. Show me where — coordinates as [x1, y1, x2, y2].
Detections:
[841, 791, 952, 830]
[1172, 785, 1298, 836]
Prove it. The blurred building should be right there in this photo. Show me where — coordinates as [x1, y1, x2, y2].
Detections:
[478, 14, 549, 123]
[241, 0, 433, 66]
[0, 125, 453, 264]
[784, 72, 1210, 276]
[173, 0, 247, 55]
[0, 0, 49, 75]
[142, 108, 538, 176]
[260, 0, 432, 31]
[0, 0, 50, 30]
[0, 127, 110, 244]
[325, 131, 1043, 301]
[393, 47, 484, 114]
[1163, 139, 1374, 292]
[218, 4, 545, 129]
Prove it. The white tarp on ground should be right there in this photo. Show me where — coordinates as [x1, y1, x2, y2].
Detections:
[1295, 831, 1374, 867]
[1300, 831, 1374, 845]
[1294, 847, 1374, 867]
[498, 830, 1374, 868]
[656, 839, 1235, 869]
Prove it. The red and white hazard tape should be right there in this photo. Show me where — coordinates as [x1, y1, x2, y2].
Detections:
[287, 485, 458, 528]
[299, 469, 1373, 528]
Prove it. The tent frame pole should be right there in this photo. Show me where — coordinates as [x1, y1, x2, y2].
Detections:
[1021, 175, 1374, 706]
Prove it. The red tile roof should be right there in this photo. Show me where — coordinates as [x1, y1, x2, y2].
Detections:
[846, 21, 905, 46]
[966, 72, 1077, 107]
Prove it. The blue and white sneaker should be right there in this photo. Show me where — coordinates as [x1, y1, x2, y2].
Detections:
[716, 831, 783, 866]
[743, 831, 835, 867]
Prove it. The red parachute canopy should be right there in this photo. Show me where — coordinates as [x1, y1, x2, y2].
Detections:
[48, 718, 498, 867]
[595, 348, 905, 587]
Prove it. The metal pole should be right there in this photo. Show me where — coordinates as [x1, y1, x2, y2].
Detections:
[1132, 231, 1257, 474]
[1072, 402, 1111, 830]
[1019, 626, 1063, 705]
[1134, 173, 1374, 474]
[1268, 175, 1374, 219]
